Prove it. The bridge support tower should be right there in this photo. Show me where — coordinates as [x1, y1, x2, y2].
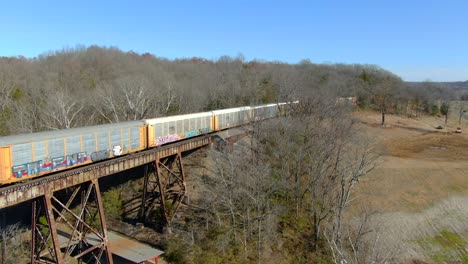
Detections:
[139, 152, 187, 232]
[31, 179, 113, 264]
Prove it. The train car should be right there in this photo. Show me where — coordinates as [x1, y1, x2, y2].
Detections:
[277, 101, 296, 116]
[0, 121, 146, 184]
[144, 112, 213, 147]
[277, 102, 287, 115]
[212, 106, 251, 131]
[252, 104, 280, 121]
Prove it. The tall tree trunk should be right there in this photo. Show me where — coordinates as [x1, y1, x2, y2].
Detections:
[294, 170, 299, 217]
[381, 111, 385, 126]
[313, 209, 319, 251]
[459, 107, 463, 126]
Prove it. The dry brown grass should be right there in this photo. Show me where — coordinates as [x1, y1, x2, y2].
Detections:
[385, 132, 468, 160]
[352, 112, 468, 213]
[350, 112, 468, 263]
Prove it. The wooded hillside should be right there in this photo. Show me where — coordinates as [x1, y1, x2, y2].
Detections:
[0, 45, 411, 135]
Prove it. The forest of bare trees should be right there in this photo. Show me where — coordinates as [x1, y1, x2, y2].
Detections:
[155, 98, 383, 263]
[0, 45, 439, 136]
[1, 46, 465, 137]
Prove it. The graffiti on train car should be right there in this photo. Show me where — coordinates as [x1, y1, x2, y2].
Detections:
[90, 150, 111, 162]
[11, 152, 90, 178]
[10, 146, 126, 178]
[185, 130, 199, 138]
[156, 135, 180, 145]
[112, 145, 123, 156]
[199, 128, 211, 134]
[185, 128, 211, 138]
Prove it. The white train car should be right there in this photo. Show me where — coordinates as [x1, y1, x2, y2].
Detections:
[144, 112, 213, 147]
[252, 104, 280, 121]
[212, 106, 252, 131]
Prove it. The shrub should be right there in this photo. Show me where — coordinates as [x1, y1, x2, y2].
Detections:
[102, 188, 123, 220]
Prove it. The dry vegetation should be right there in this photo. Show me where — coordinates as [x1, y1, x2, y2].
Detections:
[352, 112, 468, 263]
[384, 129, 468, 160]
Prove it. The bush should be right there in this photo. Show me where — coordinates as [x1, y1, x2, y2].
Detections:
[102, 188, 123, 220]
[164, 238, 190, 264]
[431, 104, 440, 115]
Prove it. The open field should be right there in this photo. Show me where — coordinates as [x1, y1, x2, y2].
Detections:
[352, 111, 468, 263]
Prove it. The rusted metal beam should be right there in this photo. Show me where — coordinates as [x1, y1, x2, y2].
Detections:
[43, 194, 64, 264]
[139, 164, 151, 221]
[138, 162, 161, 223]
[167, 153, 186, 223]
[0, 136, 210, 209]
[138, 152, 187, 229]
[92, 178, 113, 264]
[156, 153, 187, 226]
[30, 199, 37, 264]
[177, 152, 186, 185]
[31, 179, 114, 263]
[155, 159, 169, 225]
[31, 196, 64, 264]
[31, 197, 55, 263]
[78, 184, 88, 264]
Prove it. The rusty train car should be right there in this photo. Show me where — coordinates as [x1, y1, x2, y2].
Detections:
[0, 103, 286, 184]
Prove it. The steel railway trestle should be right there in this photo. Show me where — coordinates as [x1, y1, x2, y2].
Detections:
[0, 135, 211, 264]
[139, 152, 187, 233]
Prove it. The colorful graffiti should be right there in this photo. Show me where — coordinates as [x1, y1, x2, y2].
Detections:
[11, 146, 128, 178]
[184, 130, 200, 138]
[156, 134, 180, 145]
[185, 128, 211, 139]
[12, 152, 90, 178]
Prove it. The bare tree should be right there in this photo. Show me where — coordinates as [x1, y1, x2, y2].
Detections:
[371, 76, 400, 126]
[198, 122, 281, 262]
[0, 223, 29, 264]
[42, 88, 84, 129]
[259, 96, 377, 256]
[440, 101, 450, 126]
[0, 74, 13, 112]
[94, 76, 155, 122]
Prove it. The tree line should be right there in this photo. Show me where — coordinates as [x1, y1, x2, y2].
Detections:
[3, 46, 466, 136]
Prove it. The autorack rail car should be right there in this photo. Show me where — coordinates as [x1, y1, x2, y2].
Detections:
[0, 103, 291, 184]
[145, 111, 214, 147]
[0, 121, 147, 184]
[212, 106, 251, 130]
[253, 104, 281, 121]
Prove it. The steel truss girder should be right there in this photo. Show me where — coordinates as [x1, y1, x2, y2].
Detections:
[139, 152, 186, 226]
[31, 179, 113, 264]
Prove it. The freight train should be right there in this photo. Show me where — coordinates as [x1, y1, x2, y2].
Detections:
[0, 103, 289, 185]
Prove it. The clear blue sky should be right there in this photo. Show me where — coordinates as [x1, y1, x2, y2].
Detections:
[1, 0, 467, 81]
